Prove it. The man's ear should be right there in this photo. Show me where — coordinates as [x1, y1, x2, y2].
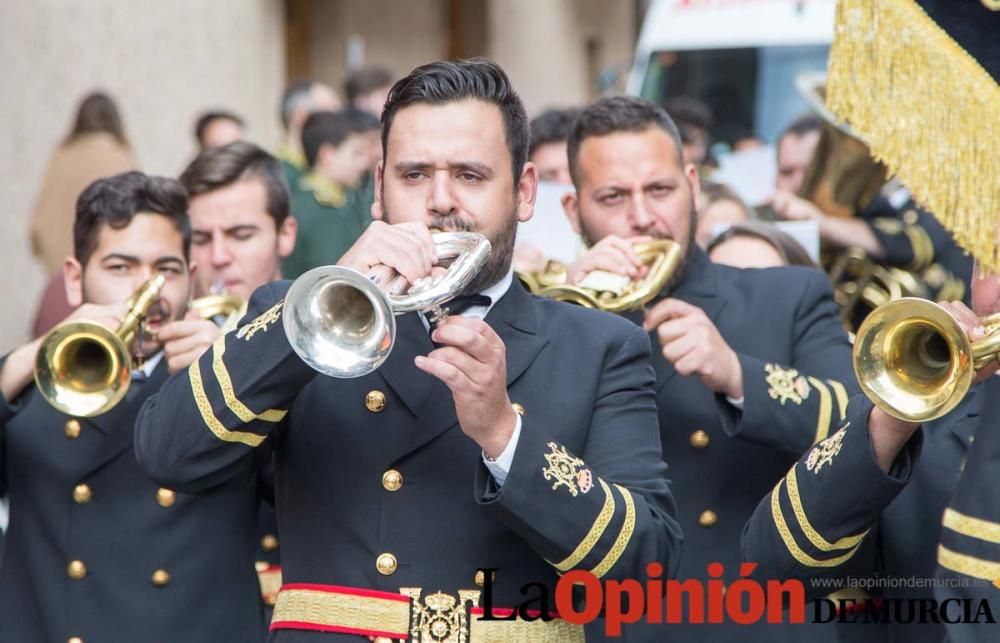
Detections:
[63, 257, 84, 307]
[685, 162, 702, 205]
[561, 191, 583, 235]
[278, 216, 298, 258]
[515, 161, 539, 224]
[371, 160, 385, 221]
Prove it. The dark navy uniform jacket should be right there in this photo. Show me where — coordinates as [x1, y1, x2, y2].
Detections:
[0, 356, 267, 643]
[135, 278, 683, 642]
[935, 375, 1000, 643]
[613, 248, 857, 642]
[741, 391, 982, 643]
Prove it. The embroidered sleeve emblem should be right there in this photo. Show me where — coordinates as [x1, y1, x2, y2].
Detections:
[237, 301, 283, 341]
[806, 423, 849, 474]
[543, 442, 591, 496]
[765, 363, 811, 405]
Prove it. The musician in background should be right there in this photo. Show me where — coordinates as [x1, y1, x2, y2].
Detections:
[0, 172, 267, 642]
[561, 95, 856, 642]
[178, 140, 298, 611]
[770, 82, 971, 306]
[275, 80, 341, 188]
[136, 58, 682, 642]
[742, 261, 1000, 643]
[774, 114, 822, 195]
[194, 110, 246, 151]
[343, 65, 394, 118]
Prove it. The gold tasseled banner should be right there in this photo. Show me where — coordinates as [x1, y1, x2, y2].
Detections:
[827, 0, 1000, 272]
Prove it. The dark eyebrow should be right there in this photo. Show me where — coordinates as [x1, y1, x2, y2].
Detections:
[224, 224, 259, 235]
[155, 256, 186, 268]
[394, 161, 431, 174]
[101, 253, 140, 264]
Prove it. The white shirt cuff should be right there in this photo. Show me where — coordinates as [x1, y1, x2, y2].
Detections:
[483, 413, 522, 487]
[726, 395, 745, 410]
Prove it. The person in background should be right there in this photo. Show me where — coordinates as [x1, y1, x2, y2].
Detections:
[343, 64, 394, 117]
[194, 110, 246, 151]
[775, 114, 822, 194]
[528, 107, 580, 185]
[275, 80, 341, 185]
[707, 222, 817, 269]
[281, 110, 373, 279]
[513, 107, 582, 272]
[344, 108, 382, 202]
[694, 181, 754, 249]
[665, 96, 713, 168]
[29, 91, 137, 338]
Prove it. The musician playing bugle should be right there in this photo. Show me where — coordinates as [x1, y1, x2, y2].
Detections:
[559, 96, 857, 642]
[0, 172, 268, 641]
[136, 59, 682, 643]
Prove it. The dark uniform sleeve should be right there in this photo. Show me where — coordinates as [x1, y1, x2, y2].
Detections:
[741, 395, 922, 587]
[718, 270, 858, 454]
[0, 354, 29, 497]
[135, 281, 314, 494]
[475, 324, 683, 581]
[867, 205, 944, 272]
[934, 377, 1000, 642]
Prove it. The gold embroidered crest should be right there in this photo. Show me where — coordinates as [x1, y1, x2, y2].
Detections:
[765, 364, 810, 405]
[400, 587, 481, 643]
[237, 301, 283, 341]
[806, 423, 849, 474]
[543, 442, 589, 496]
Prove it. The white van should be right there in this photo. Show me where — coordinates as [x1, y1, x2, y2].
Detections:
[628, 0, 835, 146]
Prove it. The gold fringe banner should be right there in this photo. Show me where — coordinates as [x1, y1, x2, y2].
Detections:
[827, 0, 1000, 273]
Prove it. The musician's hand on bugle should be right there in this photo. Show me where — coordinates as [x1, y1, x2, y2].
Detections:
[769, 190, 825, 222]
[566, 234, 653, 285]
[0, 303, 128, 403]
[158, 311, 222, 374]
[414, 316, 518, 460]
[337, 221, 437, 288]
[938, 300, 1000, 384]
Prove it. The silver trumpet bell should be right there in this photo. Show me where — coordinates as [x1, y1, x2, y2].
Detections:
[282, 231, 492, 378]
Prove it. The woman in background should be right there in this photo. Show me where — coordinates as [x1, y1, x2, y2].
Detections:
[29, 91, 136, 336]
[707, 221, 816, 269]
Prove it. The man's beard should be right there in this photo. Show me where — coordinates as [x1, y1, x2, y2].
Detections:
[576, 199, 698, 294]
[380, 198, 518, 297]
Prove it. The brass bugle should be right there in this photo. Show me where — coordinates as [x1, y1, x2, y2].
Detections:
[34, 274, 166, 417]
[853, 298, 1000, 422]
[528, 240, 683, 312]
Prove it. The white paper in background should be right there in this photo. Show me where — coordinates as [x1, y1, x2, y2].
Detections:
[711, 220, 821, 264]
[515, 181, 584, 265]
[711, 146, 778, 207]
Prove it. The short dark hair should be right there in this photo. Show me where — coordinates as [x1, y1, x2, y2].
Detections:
[665, 96, 714, 148]
[180, 141, 290, 227]
[529, 107, 581, 157]
[568, 96, 684, 185]
[74, 171, 191, 266]
[778, 113, 823, 146]
[301, 111, 359, 168]
[344, 65, 394, 105]
[344, 107, 381, 133]
[280, 80, 317, 130]
[194, 110, 245, 146]
[381, 58, 529, 186]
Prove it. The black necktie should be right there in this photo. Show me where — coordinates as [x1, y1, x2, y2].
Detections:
[126, 369, 149, 402]
[423, 294, 492, 338]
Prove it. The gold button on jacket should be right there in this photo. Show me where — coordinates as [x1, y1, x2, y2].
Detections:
[64, 419, 81, 439]
[365, 390, 386, 413]
[151, 569, 171, 587]
[698, 510, 718, 527]
[381, 469, 403, 492]
[261, 534, 280, 551]
[67, 560, 87, 580]
[156, 488, 176, 508]
[375, 553, 397, 576]
[72, 484, 92, 504]
[689, 430, 710, 449]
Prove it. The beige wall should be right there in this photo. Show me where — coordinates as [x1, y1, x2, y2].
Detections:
[0, 0, 285, 352]
[307, 0, 448, 98]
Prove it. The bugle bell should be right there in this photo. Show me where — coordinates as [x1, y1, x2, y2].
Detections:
[34, 274, 166, 417]
[282, 231, 491, 378]
[853, 298, 1000, 422]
